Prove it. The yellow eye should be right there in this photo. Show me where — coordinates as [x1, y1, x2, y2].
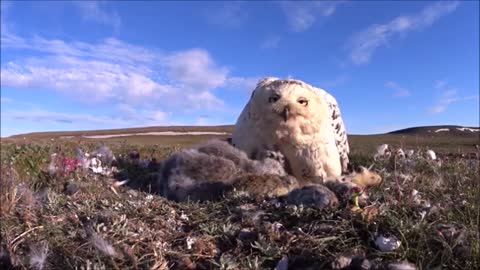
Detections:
[298, 98, 308, 106]
[269, 95, 280, 103]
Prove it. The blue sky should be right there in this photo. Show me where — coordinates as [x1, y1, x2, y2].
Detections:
[1, 1, 478, 137]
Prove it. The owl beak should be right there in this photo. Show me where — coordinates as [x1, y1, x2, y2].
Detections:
[281, 106, 290, 121]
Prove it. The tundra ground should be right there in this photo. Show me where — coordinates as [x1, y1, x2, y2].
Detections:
[0, 134, 478, 269]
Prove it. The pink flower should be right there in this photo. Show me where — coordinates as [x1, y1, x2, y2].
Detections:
[60, 157, 81, 175]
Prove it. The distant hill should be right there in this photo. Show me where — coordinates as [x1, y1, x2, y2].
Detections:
[7, 125, 235, 139]
[388, 125, 479, 137]
[4, 124, 478, 153]
[5, 124, 479, 140]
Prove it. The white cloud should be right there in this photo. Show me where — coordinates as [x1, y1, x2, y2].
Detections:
[427, 105, 446, 114]
[204, 2, 248, 29]
[348, 1, 460, 65]
[1, 1, 11, 26]
[2, 109, 128, 126]
[1, 58, 172, 103]
[225, 76, 259, 91]
[1, 107, 177, 129]
[280, 1, 344, 32]
[1, 97, 13, 103]
[1, 0, 11, 12]
[427, 95, 479, 114]
[385, 81, 410, 97]
[71, 2, 121, 30]
[1, 33, 254, 111]
[2, 35, 157, 64]
[115, 104, 181, 125]
[321, 75, 350, 88]
[427, 81, 478, 113]
[0, 11, 257, 134]
[260, 36, 281, 49]
[434, 80, 447, 90]
[0, 0, 22, 50]
[189, 114, 228, 126]
[164, 49, 228, 91]
[195, 117, 212, 126]
[185, 91, 225, 110]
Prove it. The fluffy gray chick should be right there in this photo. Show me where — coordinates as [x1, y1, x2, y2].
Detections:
[158, 140, 288, 202]
[158, 148, 239, 202]
[198, 140, 287, 176]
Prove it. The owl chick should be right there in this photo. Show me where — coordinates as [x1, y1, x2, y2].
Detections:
[232, 77, 350, 185]
[232, 174, 299, 200]
[158, 139, 290, 202]
[325, 166, 382, 189]
[325, 166, 382, 207]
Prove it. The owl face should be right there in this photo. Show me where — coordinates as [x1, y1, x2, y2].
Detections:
[250, 79, 328, 132]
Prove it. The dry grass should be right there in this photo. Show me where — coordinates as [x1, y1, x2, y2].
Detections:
[0, 135, 479, 269]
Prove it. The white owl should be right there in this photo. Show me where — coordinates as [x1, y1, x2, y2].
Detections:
[231, 77, 350, 184]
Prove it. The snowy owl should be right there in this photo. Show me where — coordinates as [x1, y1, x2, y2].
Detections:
[231, 77, 350, 184]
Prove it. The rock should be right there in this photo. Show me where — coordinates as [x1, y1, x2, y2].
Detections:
[186, 236, 195, 250]
[425, 149, 436, 160]
[374, 234, 401, 252]
[350, 257, 372, 270]
[274, 255, 288, 270]
[331, 250, 369, 270]
[286, 184, 339, 209]
[387, 261, 417, 270]
[237, 204, 266, 224]
[127, 190, 138, 197]
[332, 255, 352, 269]
[64, 181, 79, 196]
[238, 228, 258, 245]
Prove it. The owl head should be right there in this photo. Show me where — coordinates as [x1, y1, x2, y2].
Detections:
[248, 77, 329, 137]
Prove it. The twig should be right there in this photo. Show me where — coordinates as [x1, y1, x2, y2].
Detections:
[394, 155, 401, 200]
[110, 186, 120, 197]
[11, 226, 44, 251]
[11, 226, 44, 245]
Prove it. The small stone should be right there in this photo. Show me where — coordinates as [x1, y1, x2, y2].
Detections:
[179, 212, 189, 221]
[331, 255, 352, 269]
[388, 261, 417, 270]
[34, 187, 49, 203]
[242, 210, 266, 224]
[238, 204, 265, 224]
[375, 234, 401, 252]
[186, 236, 195, 250]
[238, 228, 258, 244]
[286, 184, 339, 209]
[127, 190, 138, 197]
[274, 255, 288, 270]
[64, 181, 79, 196]
[351, 257, 372, 270]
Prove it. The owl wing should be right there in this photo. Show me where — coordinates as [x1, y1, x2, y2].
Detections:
[232, 77, 279, 159]
[315, 87, 350, 173]
[231, 99, 259, 159]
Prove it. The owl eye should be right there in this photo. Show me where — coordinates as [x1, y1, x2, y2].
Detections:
[298, 98, 308, 106]
[268, 95, 280, 103]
